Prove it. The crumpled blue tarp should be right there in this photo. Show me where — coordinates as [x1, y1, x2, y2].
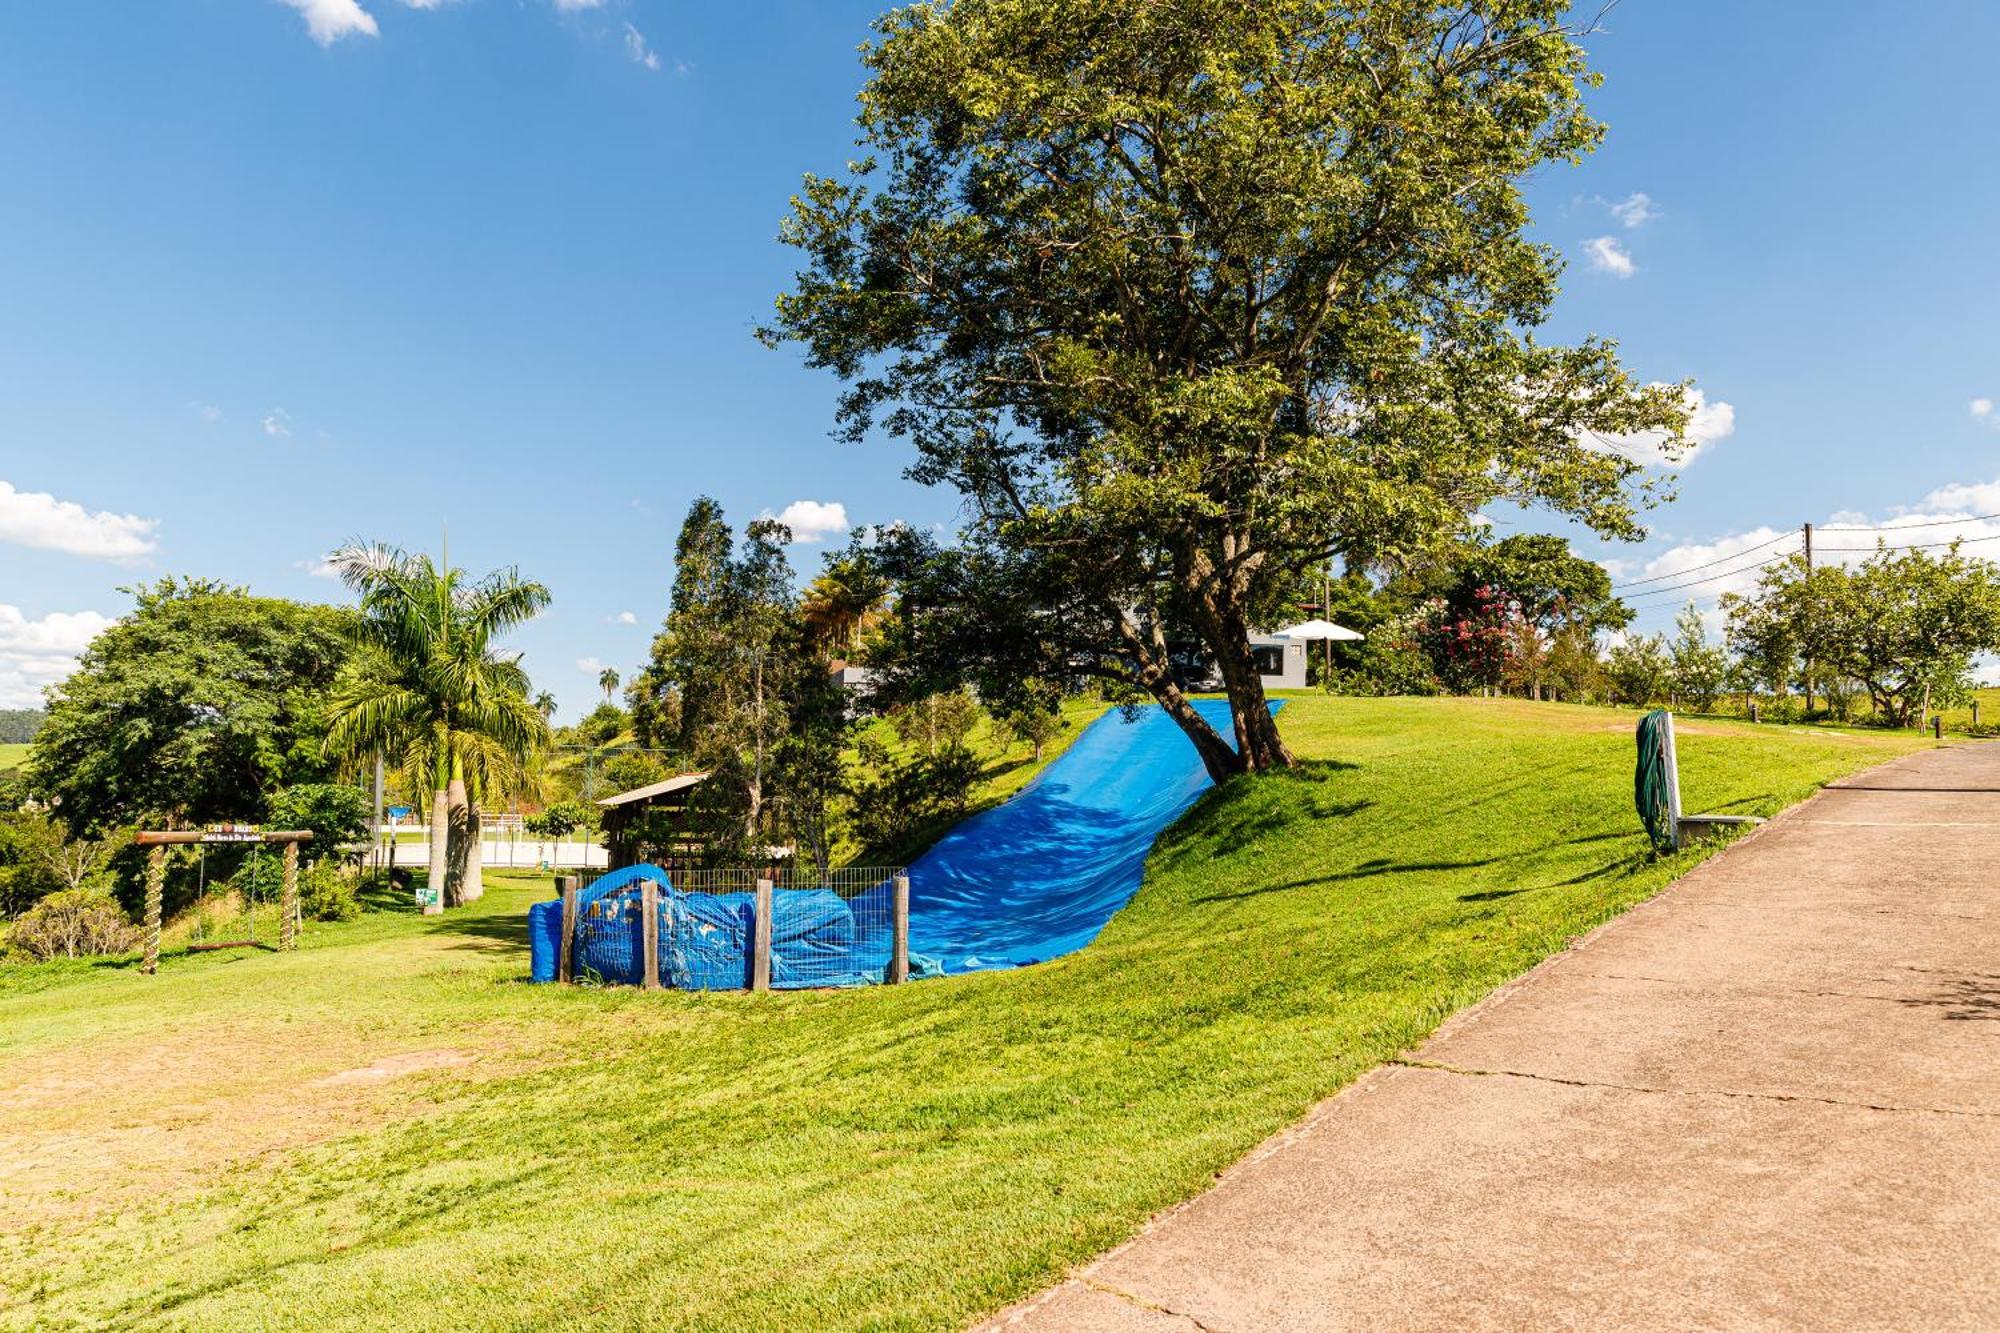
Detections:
[529, 865, 917, 989]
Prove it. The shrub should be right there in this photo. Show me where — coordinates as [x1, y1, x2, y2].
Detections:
[299, 861, 360, 922]
[9, 888, 137, 961]
[851, 749, 981, 851]
[268, 783, 371, 861]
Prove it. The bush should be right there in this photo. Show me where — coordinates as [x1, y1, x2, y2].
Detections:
[8, 888, 137, 961]
[299, 861, 360, 922]
[268, 783, 371, 861]
[851, 749, 981, 851]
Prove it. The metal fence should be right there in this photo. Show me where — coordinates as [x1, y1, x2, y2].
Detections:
[556, 865, 910, 991]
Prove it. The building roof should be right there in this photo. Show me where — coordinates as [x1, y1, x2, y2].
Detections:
[595, 772, 710, 809]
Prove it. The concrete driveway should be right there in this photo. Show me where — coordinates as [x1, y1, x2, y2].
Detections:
[987, 742, 2000, 1331]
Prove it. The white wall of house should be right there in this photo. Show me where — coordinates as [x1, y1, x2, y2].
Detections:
[1249, 635, 1309, 691]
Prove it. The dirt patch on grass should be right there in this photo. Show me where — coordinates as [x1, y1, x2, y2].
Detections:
[315, 1048, 474, 1085]
[0, 1027, 520, 1233]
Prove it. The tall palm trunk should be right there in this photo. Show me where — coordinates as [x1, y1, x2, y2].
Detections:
[425, 785, 449, 915]
[445, 759, 470, 908]
[460, 800, 484, 903]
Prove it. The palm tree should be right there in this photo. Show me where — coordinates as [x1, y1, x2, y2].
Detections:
[800, 558, 890, 655]
[598, 666, 620, 703]
[324, 543, 551, 912]
[533, 690, 557, 721]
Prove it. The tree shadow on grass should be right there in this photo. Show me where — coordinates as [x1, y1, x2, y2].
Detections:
[1193, 830, 1638, 906]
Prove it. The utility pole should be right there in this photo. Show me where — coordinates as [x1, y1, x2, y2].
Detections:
[1802, 522, 1814, 716]
[371, 753, 385, 885]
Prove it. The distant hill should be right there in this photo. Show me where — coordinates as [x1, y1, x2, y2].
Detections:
[0, 709, 44, 745]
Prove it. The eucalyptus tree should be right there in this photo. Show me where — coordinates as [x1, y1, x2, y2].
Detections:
[323, 544, 551, 910]
[767, 0, 1690, 781]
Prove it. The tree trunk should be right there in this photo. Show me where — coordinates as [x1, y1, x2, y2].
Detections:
[460, 801, 484, 903]
[424, 787, 449, 915]
[1199, 594, 1294, 772]
[444, 774, 469, 908]
[1113, 607, 1245, 783]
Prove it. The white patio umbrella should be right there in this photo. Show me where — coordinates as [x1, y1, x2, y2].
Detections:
[1274, 618, 1365, 642]
[1274, 619, 1365, 685]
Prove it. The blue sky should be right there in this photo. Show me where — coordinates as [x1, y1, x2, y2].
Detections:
[3, 0, 1998, 714]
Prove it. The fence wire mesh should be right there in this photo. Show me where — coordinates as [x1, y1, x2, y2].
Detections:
[567, 864, 904, 990]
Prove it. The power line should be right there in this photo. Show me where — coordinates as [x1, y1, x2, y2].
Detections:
[1619, 550, 1797, 603]
[1815, 509, 2000, 533]
[1814, 532, 2000, 553]
[1611, 530, 1796, 590]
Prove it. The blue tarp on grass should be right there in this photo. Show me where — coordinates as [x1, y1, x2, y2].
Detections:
[902, 697, 1264, 973]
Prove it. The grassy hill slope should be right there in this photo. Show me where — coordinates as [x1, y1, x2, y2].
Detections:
[0, 698, 1929, 1330]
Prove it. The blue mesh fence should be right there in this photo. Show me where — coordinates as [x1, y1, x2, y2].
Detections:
[533, 865, 909, 990]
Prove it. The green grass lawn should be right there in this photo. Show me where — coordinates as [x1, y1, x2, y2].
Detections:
[0, 743, 28, 773]
[0, 697, 1930, 1331]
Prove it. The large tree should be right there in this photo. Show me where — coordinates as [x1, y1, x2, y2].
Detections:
[1724, 545, 2000, 727]
[323, 545, 551, 909]
[28, 578, 353, 835]
[629, 500, 807, 855]
[766, 0, 1687, 781]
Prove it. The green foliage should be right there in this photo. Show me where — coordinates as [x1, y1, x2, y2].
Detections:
[996, 681, 1069, 761]
[27, 578, 355, 835]
[1438, 534, 1632, 635]
[1606, 633, 1671, 707]
[767, 0, 1687, 776]
[1668, 603, 1729, 712]
[267, 784, 371, 863]
[0, 811, 66, 917]
[1724, 546, 2000, 727]
[571, 703, 629, 748]
[524, 800, 593, 840]
[888, 690, 982, 757]
[0, 708, 44, 745]
[627, 499, 822, 859]
[849, 747, 982, 855]
[598, 751, 666, 796]
[298, 861, 360, 922]
[6, 887, 135, 961]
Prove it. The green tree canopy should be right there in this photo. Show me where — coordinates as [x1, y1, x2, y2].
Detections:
[1724, 545, 2000, 727]
[766, 0, 1688, 780]
[28, 578, 354, 835]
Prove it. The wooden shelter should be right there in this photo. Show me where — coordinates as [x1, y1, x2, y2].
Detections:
[595, 772, 711, 869]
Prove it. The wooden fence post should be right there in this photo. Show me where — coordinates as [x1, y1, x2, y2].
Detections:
[1975, 699, 1982, 727]
[753, 877, 773, 992]
[640, 879, 661, 991]
[143, 845, 165, 976]
[557, 876, 578, 984]
[1934, 714, 1944, 740]
[279, 839, 300, 952]
[890, 873, 910, 985]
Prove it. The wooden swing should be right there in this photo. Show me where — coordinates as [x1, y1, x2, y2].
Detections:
[133, 828, 314, 975]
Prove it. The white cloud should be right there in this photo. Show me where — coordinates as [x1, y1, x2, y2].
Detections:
[1588, 386, 1737, 468]
[278, 0, 380, 45]
[0, 481, 159, 559]
[189, 401, 223, 424]
[623, 22, 662, 71]
[0, 605, 115, 709]
[297, 556, 342, 580]
[611, 610, 638, 625]
[1583, 235, 1636, 278]
[576, 656, 606, 675]
[1604, 192, 1657, 229]
[262, 408, 293, 439]
[1972, 397, 1996, 427]
[554, 0, 606, 10]
[762, 499, 850, 544]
